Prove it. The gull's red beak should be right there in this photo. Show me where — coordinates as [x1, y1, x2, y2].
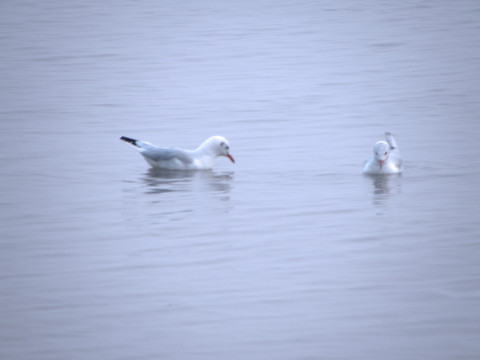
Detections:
[379, 160, 384, 170]
[227, 153, 235, 163]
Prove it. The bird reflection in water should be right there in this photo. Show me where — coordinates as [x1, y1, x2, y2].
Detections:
[141, 168, 234, 200]
[366, 173, 402, 207]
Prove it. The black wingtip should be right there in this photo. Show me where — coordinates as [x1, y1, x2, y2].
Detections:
[120, 136, 138, 146]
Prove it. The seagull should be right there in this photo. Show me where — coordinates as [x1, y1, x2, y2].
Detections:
[362, 132, 403, 175]
[120, 135, 235, 170]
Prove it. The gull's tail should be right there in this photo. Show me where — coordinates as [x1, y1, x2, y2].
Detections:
[120, 136, 139, 147]
[385, 132, 398, 150]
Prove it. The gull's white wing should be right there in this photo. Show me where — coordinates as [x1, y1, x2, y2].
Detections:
[120, 137, 193, 163]
[138, 142, 193, 163]
[385, 133, 403, 171]
[385, 132, 398, 150]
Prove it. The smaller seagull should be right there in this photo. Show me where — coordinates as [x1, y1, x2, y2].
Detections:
[362, 132, 403, 175]
[120, 135, 235, 170]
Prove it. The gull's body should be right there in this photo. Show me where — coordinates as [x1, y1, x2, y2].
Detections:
[362, 132, 403, 175]
[120, 135, 235, 170]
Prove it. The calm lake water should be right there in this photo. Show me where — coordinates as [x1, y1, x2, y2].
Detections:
[1, 1, 480, 359]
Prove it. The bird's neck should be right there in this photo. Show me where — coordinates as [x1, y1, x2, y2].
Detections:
[195, 141, 217, 158]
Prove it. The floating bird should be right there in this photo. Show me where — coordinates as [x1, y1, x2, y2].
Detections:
[120, 135, 235, 170]
[362, 132, 403, 174]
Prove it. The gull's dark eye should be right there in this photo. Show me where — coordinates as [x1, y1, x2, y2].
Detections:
[226, 146, 230, 150]
[384, 151, 388, 155]
[220, 141, 225, 146]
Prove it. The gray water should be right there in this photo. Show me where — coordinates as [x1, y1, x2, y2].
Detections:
[1, 1, 480, 359]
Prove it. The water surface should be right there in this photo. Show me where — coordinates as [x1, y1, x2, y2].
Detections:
[1, 1, 480, 359]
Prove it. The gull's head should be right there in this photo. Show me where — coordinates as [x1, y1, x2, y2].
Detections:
[202, 136, 235, 163]
[373, 140, 390, 169]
